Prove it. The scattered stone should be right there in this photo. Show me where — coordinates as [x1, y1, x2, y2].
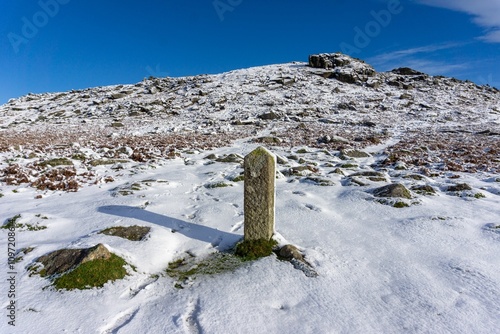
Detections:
[361, 120, 377, 127]
[318, 134, 350, 144]
[204, 153, 218, 160]
[404, 174, 425, 181]
[276, 155, 288, 165]
[253, 136, 282, 145]
[283, 165, 319, 176]
[99, 225, 151, 241]
[111, 93, 128, 99]
[278, 245, 303, 262]
[304, 177, 334, 186]
[339, 163, 359, 169]
[258, 111, 280, 120]
[391, 67, 425, 76]
[341, 149, 371, 159]
[330, 168, 345, 175]
[36, 244, 112, 277]
[349, 171, 385, 178]
[411, 185, 436, 195]
[215, 153, 244, 164]
[347, 177, 368, 187]
[205, 181, 233, 189]
[373, 183, 411, 199]
[447, 183, 472, 192]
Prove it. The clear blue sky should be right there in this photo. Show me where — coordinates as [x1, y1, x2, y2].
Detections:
[1, 0, 499, 104]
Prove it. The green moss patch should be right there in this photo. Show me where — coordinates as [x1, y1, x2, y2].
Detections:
[1, 214, 47, 231]
[235, 238, 278, 261]
[99, 225, 150, 241]
[53, 253, 128, 290]
[411, 185, 436, 196]
[90, 159, 129, 166]
[205, 181, 233, 189]
[166, 252, 244, 288]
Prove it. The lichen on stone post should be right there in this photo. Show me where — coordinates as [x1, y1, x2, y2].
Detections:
[244, 146, 276, 241]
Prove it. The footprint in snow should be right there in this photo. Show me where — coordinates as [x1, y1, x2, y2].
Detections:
[305, 204, 321, 212]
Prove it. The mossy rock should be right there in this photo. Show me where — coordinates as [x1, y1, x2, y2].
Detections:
[411, 185, 436, 196]
[215, 154, 244, 164]
[404, 174, 425, 181]
[90, 159, 129, 166]
[231, 175, 245, 182]
[340, 163, 359, 169]
[373, 183, 411, 199]
[33, 244, 129, 290]
[166, 252, 244, 286]
[393, 201, 410, 208]
[53, 253, 128, 290]
[304, 177, 335, 186]
[39, 158, 73, 167]
[447, 183, 472, 192]
[99, 225, 150, 241]
[205, 181, 233, 189]
[340, 149, 371, 159]
[235, 238, 278, 261]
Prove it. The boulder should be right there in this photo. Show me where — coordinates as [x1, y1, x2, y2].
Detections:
[36, 244, 111, 276]
[308, 53, 376, 85]
[391, 67, 424, 76]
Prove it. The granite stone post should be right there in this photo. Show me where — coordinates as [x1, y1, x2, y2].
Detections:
[244, 146, 276, 241]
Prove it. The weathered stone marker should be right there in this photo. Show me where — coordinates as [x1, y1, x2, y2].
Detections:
[244, 146, 276, 241]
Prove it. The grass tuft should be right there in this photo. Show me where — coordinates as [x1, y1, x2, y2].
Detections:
[53, 254, 128, 290]
[235, 238, 278, 261]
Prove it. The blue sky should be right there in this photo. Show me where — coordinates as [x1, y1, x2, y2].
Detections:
[1, 0, 499, 104]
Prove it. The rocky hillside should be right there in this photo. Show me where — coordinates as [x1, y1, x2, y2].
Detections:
[1, 53, 499, 187]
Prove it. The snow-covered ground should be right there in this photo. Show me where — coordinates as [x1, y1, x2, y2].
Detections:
[1, 55, 500, 333]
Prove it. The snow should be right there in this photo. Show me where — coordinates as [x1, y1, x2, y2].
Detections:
[1, 140, 499, 333]
[1, 56, 500, 333]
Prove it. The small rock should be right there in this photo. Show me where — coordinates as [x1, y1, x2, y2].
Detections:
[215, 154, 244, 164]
[258, 111, 280, 120]
[447, 183, 472, 192]
[411, 185, 436, 195]
[391, 67, 424, 76]
[99, 225, 151, 241]
[341, 149, 371, 159]
[373, 183, 411, 199]
[254, 136, 282, 145]
[279, 245, 304, 262]
[304, 177, 335, 186]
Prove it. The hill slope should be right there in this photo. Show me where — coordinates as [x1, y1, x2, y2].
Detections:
[1, 54, 499, 333]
